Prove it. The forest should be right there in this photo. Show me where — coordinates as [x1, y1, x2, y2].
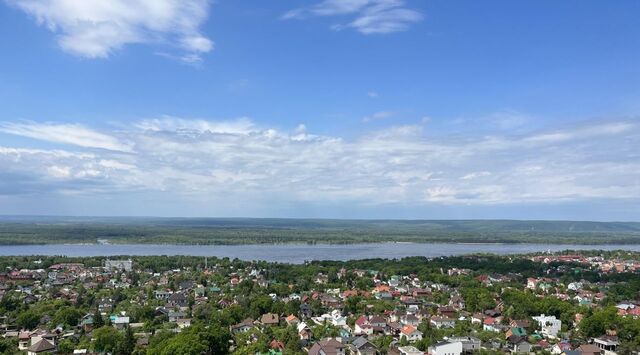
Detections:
[1, 217, 640, 245]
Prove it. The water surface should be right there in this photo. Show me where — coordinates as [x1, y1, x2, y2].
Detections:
[0, 243, 638, 263]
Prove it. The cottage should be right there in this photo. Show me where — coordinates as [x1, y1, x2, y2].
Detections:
[431, 316, 456, 329]
[308, 338, 345, 355]
[533, 314, 561, 338]
[230, 318, 255, 334]
[429, 341, 463, 355]
[400, 325, 423, 342]
[593, 335, 619, 355]
[350, 336, 378, 355]
[260, 313, 280, 326]
[27, 339, 55, 355]
[448, 336, 482, 354]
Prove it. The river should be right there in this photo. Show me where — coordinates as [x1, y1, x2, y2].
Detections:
[0, 243, 638, 263]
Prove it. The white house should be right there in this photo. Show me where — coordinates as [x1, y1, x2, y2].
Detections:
[400, 325, 423, 343]
[398, 346, 423, 355]
[429, 341, 463, 355]
[533, 314, 561, 338]
[567, 282, 583, 291]
[449, 336, 482, 353]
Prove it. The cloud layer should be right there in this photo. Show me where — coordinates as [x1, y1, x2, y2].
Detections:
[283, 0, 422, 34]
[6, 0, 213, 62]
[0, 117, 638, 213]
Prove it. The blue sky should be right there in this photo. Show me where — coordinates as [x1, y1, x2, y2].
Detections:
[0, 0, 638, 220]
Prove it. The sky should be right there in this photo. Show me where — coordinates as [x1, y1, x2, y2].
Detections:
[0, 0, 639, 220]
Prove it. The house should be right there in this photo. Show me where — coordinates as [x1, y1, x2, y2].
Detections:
[397, 346, 424, 355]
[506, 327, 527, 338]
[578, 344, 602, 355]
[507, 336, 532, 353]
[533, 314, 561, 338]
[176, 318, 191, 329]
[19, 331, 31, 350]
[297, 322, 312, 340]
[369, 315, 387, 329]
[471, 313, 484, 325]
[285, 314, 299, 326]
[401, 314, 420, 326]
[308, 338, 346, 355]
[112, 316, 130, 329]
[448, 336, 482, 354]
[329, 310, 347, 327]
[97, 298, 114, 314]
[431, 316, 455, 329]
[594, 335, 619, 355]
[167, 293, 188, 308]
[483, 317, 502, 332]
[270, 339, 285, 351]
[350, 336, 378, 355]
[552, 340, 572, 354]
[27, 339, 55, 355]
[168, 311, 186, 322]
[104, 259, 133, 272]
[80, 314, 94, 332]
[260, 313, 279, 326]
[510, 320, 531, 329]
[230, 318, 255, 334]
[300, 303, 313, 319]
[429, 341, 463, 355]
[154, 290, 172, 300]
[400, 325, 423, 342]
[438, 306, 457, 319]
[449, 296, 465, 310]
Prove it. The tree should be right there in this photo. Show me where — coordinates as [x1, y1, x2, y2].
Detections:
[204, 325, 232, 355]
[54, 307, 83, 327]
[16, 309, 40, 330]
[94, 310, 105, 328]
[57, 339, 76, 355]
[115, 326, 136, 355]
[0, 338, 17, 355]
[93, 326, 123, 353]
[580, 307, 618, 338]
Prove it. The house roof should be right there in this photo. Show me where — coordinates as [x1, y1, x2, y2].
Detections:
[401, 325, 419, 335]
[578, 344, 602, 355]
[28, 339, 55, 353]
[308, 339, 345, 355]
[261, 313, 279, 324]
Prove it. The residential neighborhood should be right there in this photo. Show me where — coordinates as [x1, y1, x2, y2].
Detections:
[0, 251, 639, 354]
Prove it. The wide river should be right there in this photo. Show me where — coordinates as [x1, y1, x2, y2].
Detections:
[0, 243, 638, 263]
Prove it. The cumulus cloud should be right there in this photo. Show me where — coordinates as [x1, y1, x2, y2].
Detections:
[6, 0, 213, 62]
[0, 117, 638, 209]
[282, 0, 422, 34]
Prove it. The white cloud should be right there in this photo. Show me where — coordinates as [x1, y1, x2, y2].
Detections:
[0, 118, 638, 209]
[0, 121, 133, 152]
[362, 111, 394, 123]
[460, 171, 491, 180]
[135, 116, 255, 135]
[6, 0, 213, 62]
[367, 91, 379, 98]
[282, 0, 422, 34]
[525, 121, 634, 143]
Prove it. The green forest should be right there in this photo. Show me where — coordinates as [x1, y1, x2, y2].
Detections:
[1, 217, 640, 245]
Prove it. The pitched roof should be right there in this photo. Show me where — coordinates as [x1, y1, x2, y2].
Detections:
[401, 325, 419, 335]
[308, 339, 345, 355]
[261, 313, 279, 325]
[28, 339, 55, 353]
